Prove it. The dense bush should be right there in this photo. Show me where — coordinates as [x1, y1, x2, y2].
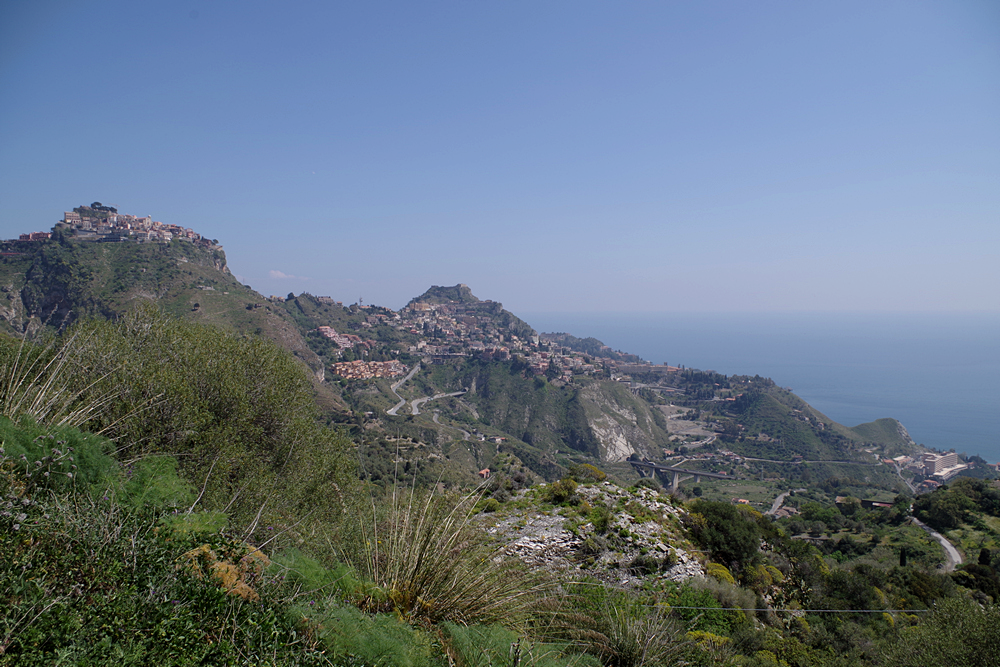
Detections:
[543, 583, 696, 667]
[879, 597, 1000, 667]
[546, 477, 578, 504]
[0, 422, 324, 666]
[16, 305, 360, 540]
[687, 500, 763, 574]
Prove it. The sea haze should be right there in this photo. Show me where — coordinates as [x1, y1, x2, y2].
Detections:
[521, 312, 1000, 464]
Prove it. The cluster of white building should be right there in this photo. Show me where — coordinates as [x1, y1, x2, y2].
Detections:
[61, 205, 217, 247]
[897, 451, 968, 481]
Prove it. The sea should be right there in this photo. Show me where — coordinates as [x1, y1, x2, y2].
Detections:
[520, 312, 1000, 464]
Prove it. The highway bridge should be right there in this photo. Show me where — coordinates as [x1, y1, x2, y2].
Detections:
[629, 460, 730, 492]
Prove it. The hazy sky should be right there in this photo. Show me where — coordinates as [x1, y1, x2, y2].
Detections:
[2, 1, 998, 313]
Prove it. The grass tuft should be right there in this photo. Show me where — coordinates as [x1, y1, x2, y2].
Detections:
[343, 483, 549, 626]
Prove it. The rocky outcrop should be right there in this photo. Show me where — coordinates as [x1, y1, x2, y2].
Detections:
[488, 481, 705, 588]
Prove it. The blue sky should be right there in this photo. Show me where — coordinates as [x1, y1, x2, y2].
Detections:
[1, 0, 998, 313]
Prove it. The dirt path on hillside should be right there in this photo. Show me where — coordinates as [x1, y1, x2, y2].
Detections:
[657, 405, 714, 439]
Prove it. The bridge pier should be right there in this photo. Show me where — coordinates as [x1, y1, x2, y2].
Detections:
[671, 471, 680, 493]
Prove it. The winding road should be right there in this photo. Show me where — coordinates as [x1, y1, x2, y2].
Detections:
[386, 362, 422, 416]
[385, 360, 468, 417]
[410, 390, 466, 416]
[766, 488, 807, 516]
[910, 516, 963, 572]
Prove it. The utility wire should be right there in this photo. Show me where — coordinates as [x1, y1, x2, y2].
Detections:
[663, 606, 930, 614]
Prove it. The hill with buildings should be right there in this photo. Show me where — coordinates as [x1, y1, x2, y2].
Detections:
[3, 205, 998, 667]
[4, 204, 980, 491]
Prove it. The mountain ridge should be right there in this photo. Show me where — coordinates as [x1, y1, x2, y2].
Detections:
[0, 227, 934, 488]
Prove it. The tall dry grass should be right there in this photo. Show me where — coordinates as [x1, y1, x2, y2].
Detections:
[0, 329, 119, 429]
[344, 482, 550, 626]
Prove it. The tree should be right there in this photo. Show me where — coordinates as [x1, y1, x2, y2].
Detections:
[688, 500, 762, 574]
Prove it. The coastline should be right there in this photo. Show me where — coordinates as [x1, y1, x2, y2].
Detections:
[519, 311, 1000, 464]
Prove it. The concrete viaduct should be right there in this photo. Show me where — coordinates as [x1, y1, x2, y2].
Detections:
[629, 460, 730, 493]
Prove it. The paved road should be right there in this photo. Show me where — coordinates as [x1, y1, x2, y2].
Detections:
[911, 516, 963, 572]
[766, 488, 807, 516]
[741, 456, 881, 466]
[432, 411, 471, 440]
[386, 362, 422, 416]
[895, 464, 917, 494]
[411, 390, 466, 416]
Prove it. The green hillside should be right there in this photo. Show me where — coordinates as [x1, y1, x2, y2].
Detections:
[3, 222, 999, 667]
[0, 237, 346, 412]
[0, 235, 931, 491]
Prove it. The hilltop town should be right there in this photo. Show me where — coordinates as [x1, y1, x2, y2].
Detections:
[8, 202, 221, 248]
[4, 204, 678, 386]
[300, 284, 678, 384]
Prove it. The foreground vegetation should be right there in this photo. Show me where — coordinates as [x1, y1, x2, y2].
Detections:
[2, 307, 1000, 666]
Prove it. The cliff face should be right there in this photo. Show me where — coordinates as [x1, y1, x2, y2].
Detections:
[578, 382, 670, 462]
[457, 361, 671, 465]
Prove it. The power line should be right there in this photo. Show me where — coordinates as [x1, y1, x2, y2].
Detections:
[663, 606, 930, 614]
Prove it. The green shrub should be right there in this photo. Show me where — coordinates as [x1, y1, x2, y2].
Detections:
[115, 455, 195, 509]
[878, 597, 1000, 667]
[568, 463, 607, 484]
[0, 483, 324, 666]
[271, 548, 367, 600]
[627, 553, 676, 576]
[543, 583, 693, 667]
[302, 604, 436, 667]
[0, 416, 115, 495]
[667, 583, 736, 635]
[706, 562, 735, 585]
[547, 477, 578, 504]
[687, 500, 763, 574]
[589, 504, 614, 534]
[475, 496, 501, 513]
[635, 478, 660, 491]
[53, 306, 357, 539]
[579, 535, 607, 557]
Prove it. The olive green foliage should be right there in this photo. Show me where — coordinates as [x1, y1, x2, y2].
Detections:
[546, 477, 578, 504]
[706, 562, 736, 585]
[568, 463, 607, 483]
[913, 477, 1000, 531]
[589, 502, 614, 534]
[298, 602, 437, 667]
[270, 548, 368, 600]
[667, 583, 739, 635]
[65, 305, 356, 535]
[687, 500, 764, 574]
[441, 623, 601, 667]
[0, 423, 325, 666]
[879, 597, 1000, 667]
[0, 415, 116, 495]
